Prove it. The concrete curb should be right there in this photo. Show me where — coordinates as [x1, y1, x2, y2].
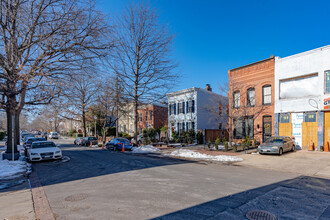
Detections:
[29, 171, 55, 220]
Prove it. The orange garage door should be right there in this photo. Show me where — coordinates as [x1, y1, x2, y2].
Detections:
[325, 112, 330, 147]
[302, 112, 318, 150]
[279, 113, 292, 137]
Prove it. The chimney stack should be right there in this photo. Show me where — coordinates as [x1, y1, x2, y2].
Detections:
[205, 84, 212, 92]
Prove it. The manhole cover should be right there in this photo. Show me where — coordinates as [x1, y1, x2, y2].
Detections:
[246, 210, 277, 220]
[64, 193, 89, 202]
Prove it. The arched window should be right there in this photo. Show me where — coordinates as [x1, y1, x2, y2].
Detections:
[247, 88, 255, 106]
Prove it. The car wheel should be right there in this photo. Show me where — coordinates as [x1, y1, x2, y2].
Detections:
[291, 145, 295, 152]
[279, 148, 283, 156]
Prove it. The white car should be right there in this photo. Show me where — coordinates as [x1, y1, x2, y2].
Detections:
[48, 132, 59, 139]
[27, 141, 62, 162]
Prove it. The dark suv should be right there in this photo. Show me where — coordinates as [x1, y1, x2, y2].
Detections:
[81, 137, 98, 146]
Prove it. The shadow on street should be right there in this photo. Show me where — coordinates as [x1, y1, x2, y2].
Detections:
[152, 175, 330, 219]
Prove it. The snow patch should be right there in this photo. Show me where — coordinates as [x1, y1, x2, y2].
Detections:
[132, 145, 160, 153]
[170, 149, 243, 162]
[0, 158, 29, 180]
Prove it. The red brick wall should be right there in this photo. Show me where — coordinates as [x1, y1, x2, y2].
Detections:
[228, 57, 275, 143]
[137, 105, 168, 133]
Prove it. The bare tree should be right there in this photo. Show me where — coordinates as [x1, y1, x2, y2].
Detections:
[64, 68, 99, 137]
[0, 0, 110, 158]
[108, 2, 178, 142]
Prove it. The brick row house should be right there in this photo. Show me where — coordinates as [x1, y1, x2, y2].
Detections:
[228, 56, 275, 144]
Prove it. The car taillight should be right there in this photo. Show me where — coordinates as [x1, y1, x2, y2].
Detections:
[118, 142, 122, 145]
[130, 143, 132, 145]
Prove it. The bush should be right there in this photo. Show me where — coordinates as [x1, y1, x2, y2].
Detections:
[187, 130, 196, 144]
[98, 144, 102, 147]
[242, 136, 252, 150]
[119, 132, 131, 138]
[224, 141, 228, 152]
[215, 138, 221, 150]
[180, 131, 188, 143]
[196, 132, 203, 144]
[233, 143, 237, 152]
[77, 133, 83, 137]
[68, 129, 77, 137]
[172, 131, 179, 143]
[207, 139, 212, 150]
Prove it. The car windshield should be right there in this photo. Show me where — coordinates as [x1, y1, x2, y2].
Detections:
[27, 138, 46, 144]
[117, 138, 129, 143]
[266, 137, 284, 143]
[89, 137, 97, 140]
[32, 142, 56, 149]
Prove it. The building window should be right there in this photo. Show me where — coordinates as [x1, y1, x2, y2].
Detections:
[149, 111, 152, 121]
[145, 112, 148, 121]
[247, 88, 255, 106]
[262, 85, 271, 105]
[280, 114, 290, 123]
[219, 103, 222, 115]
[182, 122, 185, 131]
[179, 102, 184, 114]
[326, 71, 330, 94]
[188, 100, 195, 113]
[304, 112, 316, 122]
[192, 122, 195, 131]
[169, 104, 171, 115]
[139, 113, 142, 122]
[233, 91, 240, 108]
[174, 103, 176, 115]
[233, 117, 254, 139]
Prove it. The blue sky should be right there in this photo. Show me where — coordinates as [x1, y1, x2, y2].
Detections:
[97, 0, 329, 93]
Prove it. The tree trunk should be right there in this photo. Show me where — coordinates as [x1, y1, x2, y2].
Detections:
[5, 110, 18, 154]
[82, 108, 86, 137]
[134, 94, 138, 144]
[15, 111, 20, 146]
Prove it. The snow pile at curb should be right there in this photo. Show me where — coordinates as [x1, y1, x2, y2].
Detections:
[170, 149, 243, 162]
[132, 145, 160, 153]
[0, 158, 29, 180]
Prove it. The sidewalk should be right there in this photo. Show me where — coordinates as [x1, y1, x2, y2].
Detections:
[0, 179, 35, 220]
[236, 150, 330, 178]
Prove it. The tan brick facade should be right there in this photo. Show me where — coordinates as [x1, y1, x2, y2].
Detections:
[228, 57, 275, 143]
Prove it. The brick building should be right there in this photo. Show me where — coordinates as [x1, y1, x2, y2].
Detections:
[137, 103, 168, 134]
[228, 56, 275, 143]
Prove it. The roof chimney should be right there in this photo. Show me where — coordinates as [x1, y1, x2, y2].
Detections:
[205, 84, 212, 92]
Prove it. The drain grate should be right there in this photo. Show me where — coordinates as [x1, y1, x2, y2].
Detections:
[64, 193, 89, 202]
[246, 210, 277, 220]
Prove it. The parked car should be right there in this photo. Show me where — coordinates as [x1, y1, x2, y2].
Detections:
[74, 137, 83, 145]
[27, 141, 62, 162]
[23, 134, 35, 143]
[106, 138, 133, 151]
[23, 137, 47, 155]
[48, 132, 59, 139]
[81, 137, 98, 146]
[258, 136, 295, 155]
[136, 133, 159, 144]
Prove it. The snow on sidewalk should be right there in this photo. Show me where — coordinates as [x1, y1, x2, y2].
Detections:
[0, 157, 30, 181]
[132, 145, 160, 153]
[170, 149, 243, 162]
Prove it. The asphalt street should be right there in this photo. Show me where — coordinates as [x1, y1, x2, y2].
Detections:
[32, 139, 330, 220]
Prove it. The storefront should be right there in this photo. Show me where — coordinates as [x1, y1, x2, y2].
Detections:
[278, 112, 318, 149]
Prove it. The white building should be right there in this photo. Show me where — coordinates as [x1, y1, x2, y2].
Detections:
[275, 45, 330, 149]
[167, 85, 228, 139]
